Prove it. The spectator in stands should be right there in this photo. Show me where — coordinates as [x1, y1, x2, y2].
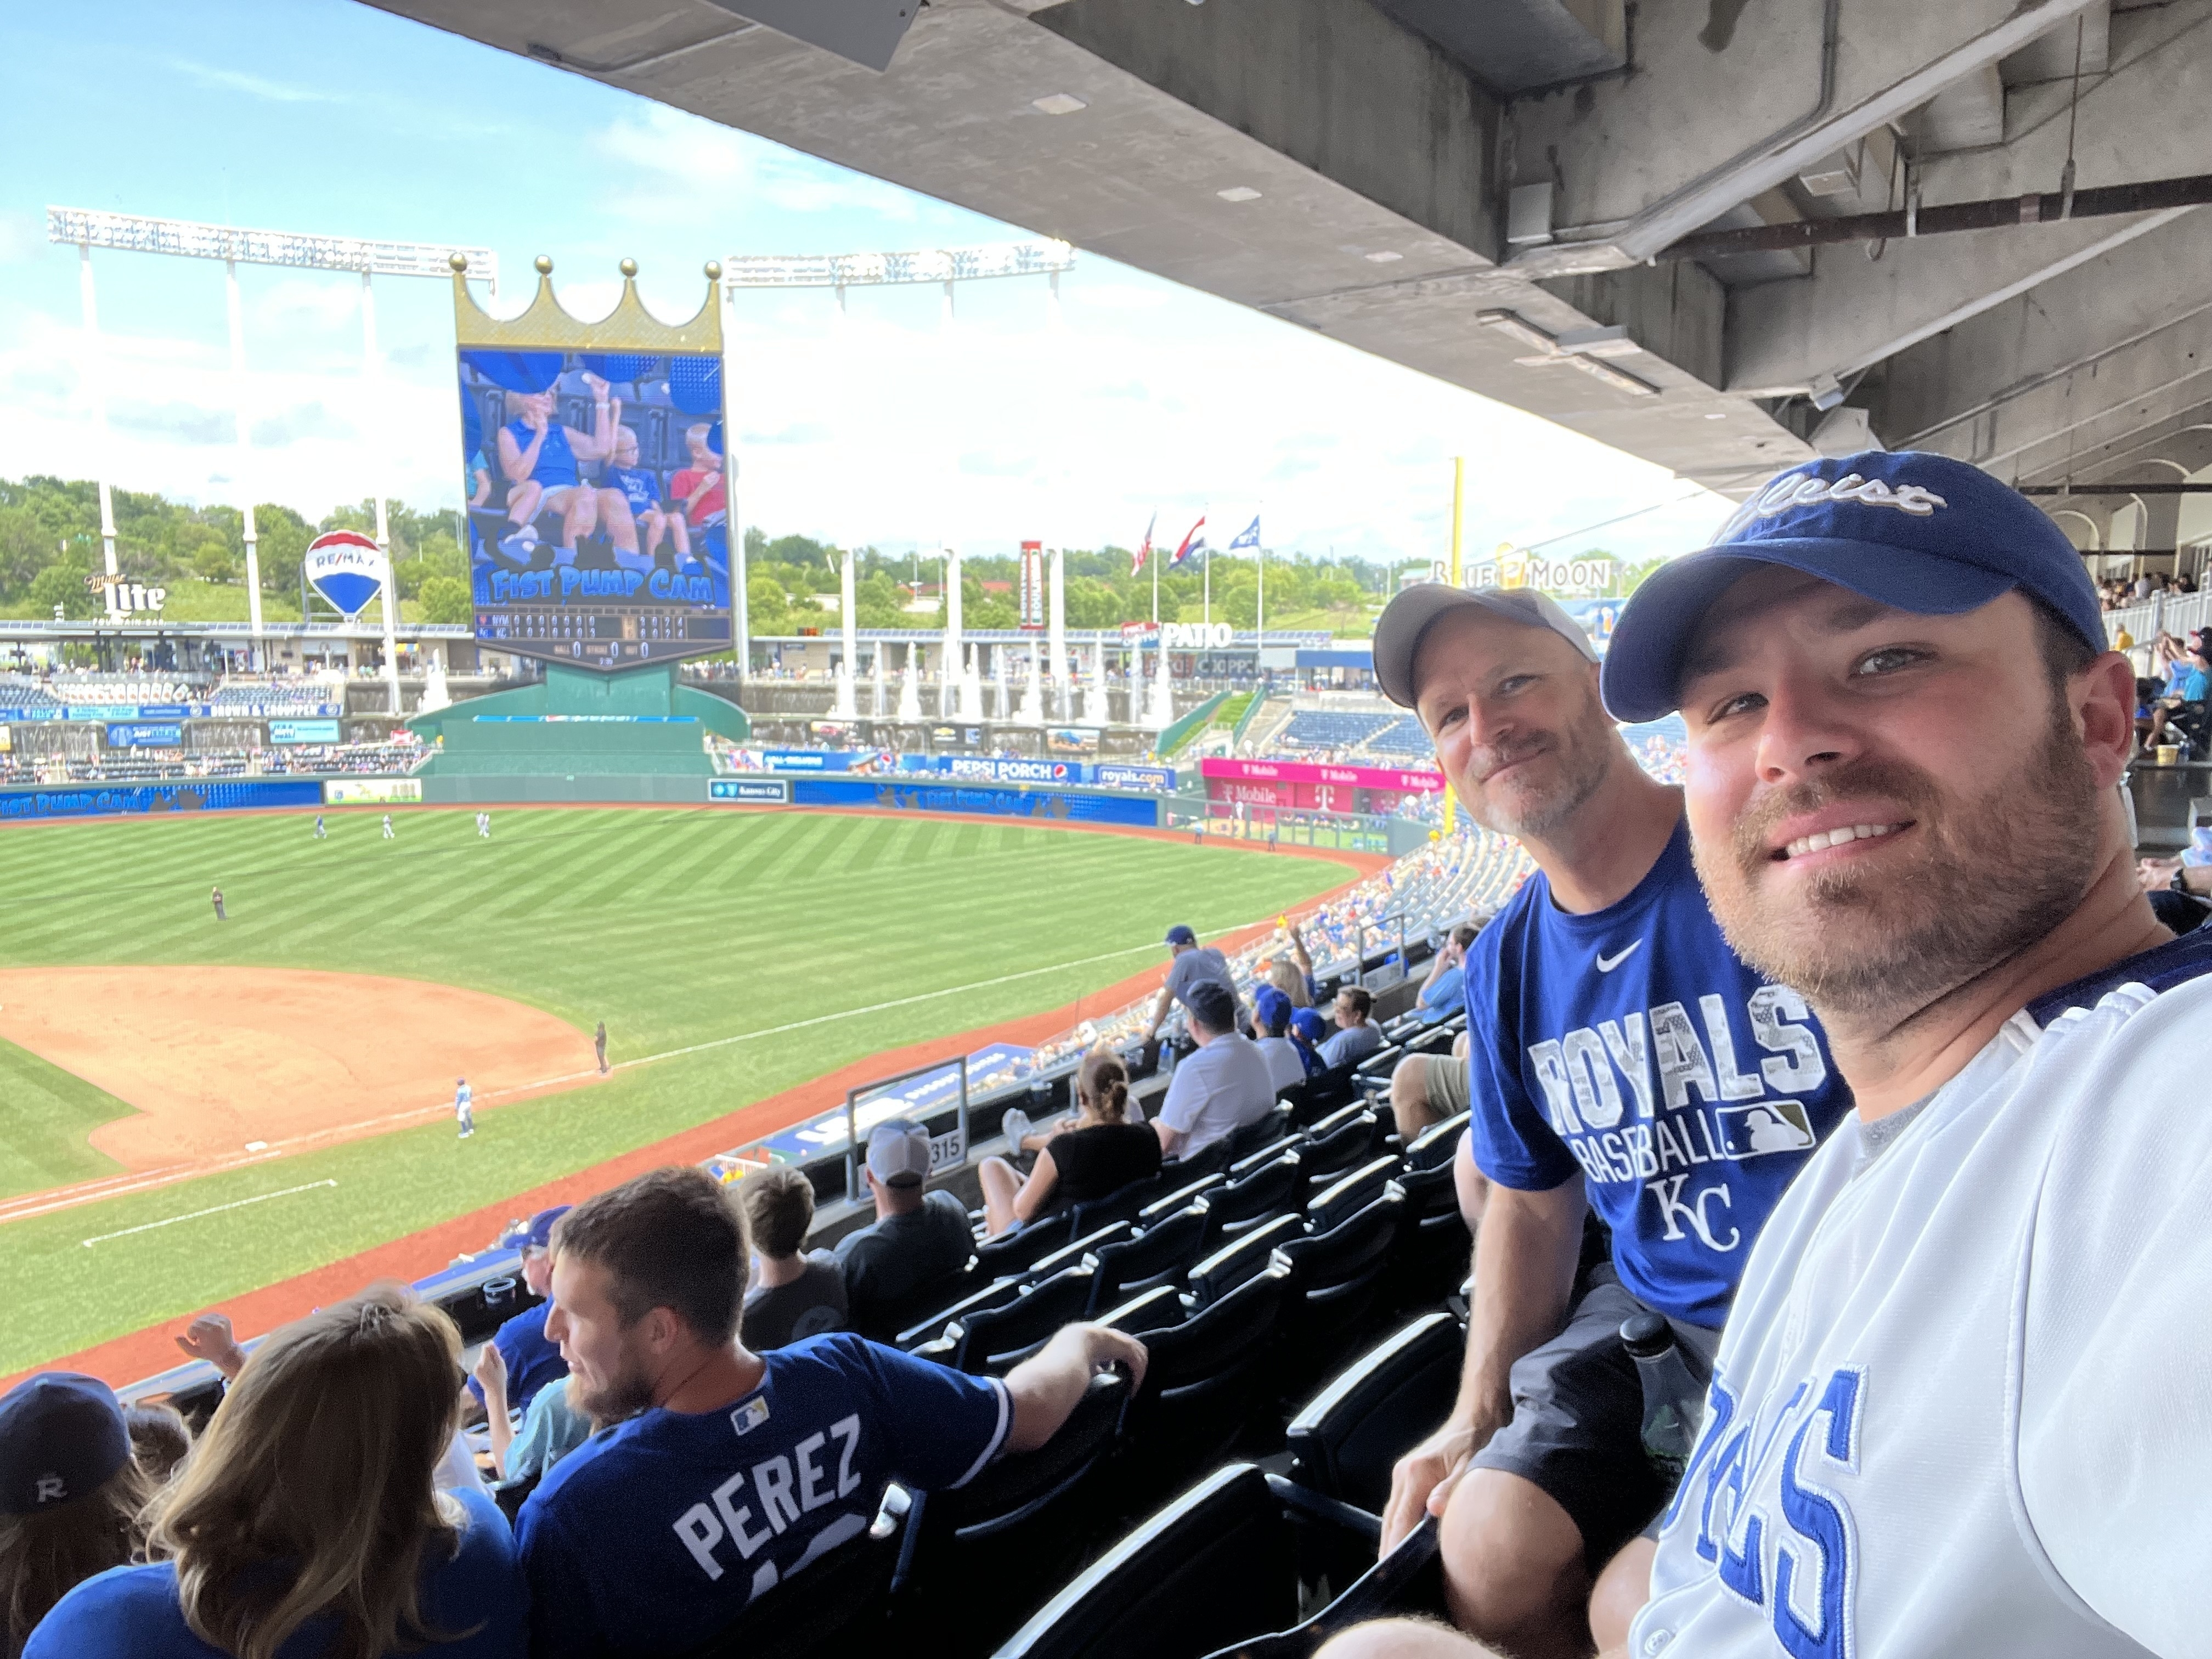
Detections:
[1317, 985, 1381, 1069]
[466, 1206, 571, 1418]
[1250, 986, 1308, 1092]
[515, 1167, 1146, 1658]
[1389, 1031, 1474, 1147]
[29, 1287, 525, 1659]
[1142, 923, 1242, 1047]
[0, 1374, 150, 1658]
[1155, 981, 1278, 1161]
[1288, 1006, 1330, 1077]
[2146, 636, 2211, 748]
[472, 1334, 595, 1489]
[122, 1404, 190, 1488]
[1364, 577, 1850, 1657]
[978, 1048, 1160, 1235]
[834, 1120, 973, 1334]
[669, 425, 726, 538]
[494, 376, 623, 567]
[1271, 921, 1318, 1005]
[739, 1166, 847, 1350]
[1413, 926, 1478, 1025]
[597, 424, 688, 573]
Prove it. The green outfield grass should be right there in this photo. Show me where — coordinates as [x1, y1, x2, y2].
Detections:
[0, 808, 1350, 1374]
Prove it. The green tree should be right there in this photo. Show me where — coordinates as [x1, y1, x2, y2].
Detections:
[28, 565, 97, 620]
[417, 575, 472, 625]
[193, 543, 236, 584]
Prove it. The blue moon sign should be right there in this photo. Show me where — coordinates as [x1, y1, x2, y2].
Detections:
[304, 529, 387, 616]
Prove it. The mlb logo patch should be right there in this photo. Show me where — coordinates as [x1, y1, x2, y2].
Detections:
[1714, 1099, 1818, 1159]
[729, 1396, 770, 1437]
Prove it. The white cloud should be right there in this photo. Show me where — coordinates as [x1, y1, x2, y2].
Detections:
[169, 60, 349, 105]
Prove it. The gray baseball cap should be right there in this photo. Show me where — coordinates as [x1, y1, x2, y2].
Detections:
[865, 1119, 932, 1188]
[1371, 585, 1599, 709]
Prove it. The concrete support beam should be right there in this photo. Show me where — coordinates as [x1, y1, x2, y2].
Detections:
[1504, 0, 2104, 273]
[1726, 0, 2212, 396]
[1874, 208, 2212, 483]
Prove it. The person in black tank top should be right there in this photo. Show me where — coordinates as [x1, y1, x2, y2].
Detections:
[979, 1049, 1160, 1237]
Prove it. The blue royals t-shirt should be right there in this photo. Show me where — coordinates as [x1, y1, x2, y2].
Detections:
[1462, 816, 1853, 1327]
[515, 1333, 1008, 1659]
[602, 465, 661, 515]
[26, 1487, 524, 1659]
[466, 1300, 567, 1415]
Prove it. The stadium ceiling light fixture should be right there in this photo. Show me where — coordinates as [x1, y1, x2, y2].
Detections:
[1476, 308, 1660, 399]
[718, 240, 1076, 289]
[1364, 251, 1404, 263]
[1216, 187, 1263, 203]
[1032, 93, 1087, 115]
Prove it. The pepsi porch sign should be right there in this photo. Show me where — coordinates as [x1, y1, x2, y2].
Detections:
[303, 530, 387, 617]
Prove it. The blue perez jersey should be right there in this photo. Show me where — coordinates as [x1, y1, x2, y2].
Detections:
[1463, 817, 1851, 1327]
[515, 1334, 1008, 1659]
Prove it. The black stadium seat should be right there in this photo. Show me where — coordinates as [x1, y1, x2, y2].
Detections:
[1403, 1112, 1468, 1171]
[1204, 1150, 1306, 1240]
[1285, 1313, 1463, 1515]
[1220, 1103, 1294, 1164]
[1300, 1110, 1386, 1188]
[1186, 1215, 1301, 1306]
[970, 1210, 1077, 1279]
[1024, 1221, 1135, 1285]
[896, 1275, 1019, 1351]
[1086, 1204, 1209, 1314]
[992, 1463, 1384, 1659]
[677, 1505, 900, 1659]
[926, 1263, 1097, 1373]
[1277, 1187, 1407, 1361]
[890, 1370, 1131, 1654]
[1307, 1156, 1400, 1234]
[1138, 1172, 1223, 1227]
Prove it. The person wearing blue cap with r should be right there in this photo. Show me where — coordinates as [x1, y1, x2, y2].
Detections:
[0, 1372, 149, 1655]
[466, 1204, 572, 1422]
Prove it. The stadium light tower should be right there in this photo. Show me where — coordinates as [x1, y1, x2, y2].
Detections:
[719, 239, 1075, 688]
[47, 207, 495, 707]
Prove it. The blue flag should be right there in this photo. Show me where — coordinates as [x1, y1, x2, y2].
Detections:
[1228, 515, 1261, 551]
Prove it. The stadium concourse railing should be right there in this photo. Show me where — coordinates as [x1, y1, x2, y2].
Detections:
[115, 817, 1530, 1420]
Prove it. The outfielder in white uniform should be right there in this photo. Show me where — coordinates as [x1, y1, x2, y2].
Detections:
[382, 814, 396, 840]
[455, 1077, 473, 1139]
[1318, 452, 2212, 1659]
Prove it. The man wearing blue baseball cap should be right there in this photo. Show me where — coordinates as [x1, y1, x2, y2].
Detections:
[1328, 453, 2212, 1659]
[1365, 558, 1852, 1659]
[469, 1203, 573, 1420]
[1141, 922, 1242, 1047]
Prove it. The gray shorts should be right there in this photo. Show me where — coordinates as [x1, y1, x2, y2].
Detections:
[1467, 1268, 1720, 1572]
[1399, 1050, 1470, 1119]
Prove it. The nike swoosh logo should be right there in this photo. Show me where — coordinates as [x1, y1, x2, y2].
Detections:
[1595, 942, 1643, 973]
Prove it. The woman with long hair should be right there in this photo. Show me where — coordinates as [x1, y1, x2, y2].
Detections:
[28, 1286, 524, 1659]
[0, 1374, 150, 1658]
[978, 1047, 1161, 1237]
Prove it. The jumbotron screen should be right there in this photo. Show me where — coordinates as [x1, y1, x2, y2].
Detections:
[459, 348, 732, 669]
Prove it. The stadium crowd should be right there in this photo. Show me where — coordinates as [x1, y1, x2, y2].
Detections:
[12, 451, 2212, 1659]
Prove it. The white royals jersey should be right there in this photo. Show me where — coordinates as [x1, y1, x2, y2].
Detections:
[1636, 936, 2212, 1659]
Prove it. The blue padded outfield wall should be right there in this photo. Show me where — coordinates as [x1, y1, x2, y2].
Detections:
[0, 780, 326, 822]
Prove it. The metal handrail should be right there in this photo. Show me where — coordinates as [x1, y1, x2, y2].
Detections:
[842, 1053, 970, 1203]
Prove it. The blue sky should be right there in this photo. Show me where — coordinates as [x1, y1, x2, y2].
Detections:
[0, 0, 1731, 567]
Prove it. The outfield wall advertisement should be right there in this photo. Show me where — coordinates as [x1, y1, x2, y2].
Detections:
[791, 777, 1161, 827]
[0, 780, 325, 821]
[460, 349, 731, 670]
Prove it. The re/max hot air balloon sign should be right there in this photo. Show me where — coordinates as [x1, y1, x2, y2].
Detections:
[302, 530, 388, 617]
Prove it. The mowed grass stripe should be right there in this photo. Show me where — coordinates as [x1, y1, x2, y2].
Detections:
[0, 810, 1352, 1372]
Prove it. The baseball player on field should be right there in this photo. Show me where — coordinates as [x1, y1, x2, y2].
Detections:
[1322, 452, 2212, 1659]
[313, 814, 326, 840]
[382, 814, 396, 840]
[476, 811, 491, 839]
[454, 1077, 474, 1139]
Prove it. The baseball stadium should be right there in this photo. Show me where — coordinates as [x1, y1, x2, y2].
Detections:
[9, 1, 2212, 1655]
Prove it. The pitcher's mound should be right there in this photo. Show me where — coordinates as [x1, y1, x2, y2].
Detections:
[0, 967, 598, 1172]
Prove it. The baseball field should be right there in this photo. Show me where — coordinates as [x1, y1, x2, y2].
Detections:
[0, 806, 1359, 1381]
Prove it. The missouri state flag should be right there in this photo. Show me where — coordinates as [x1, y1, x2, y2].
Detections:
[1171, 515, 1207, 567]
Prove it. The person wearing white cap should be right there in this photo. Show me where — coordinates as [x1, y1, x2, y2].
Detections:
[833, 1118, 973, 1335]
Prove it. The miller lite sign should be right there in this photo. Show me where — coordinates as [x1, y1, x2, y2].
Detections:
[303, 529, 388, 617]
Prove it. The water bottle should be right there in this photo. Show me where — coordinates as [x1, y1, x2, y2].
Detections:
[1620, 1312, 1706, 1482]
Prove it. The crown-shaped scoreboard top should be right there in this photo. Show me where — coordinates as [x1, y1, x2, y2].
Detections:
[450, 255, 724, 353]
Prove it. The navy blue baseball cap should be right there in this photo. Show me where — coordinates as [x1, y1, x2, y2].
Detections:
[1164, 924, 1198, 947]
[522, 1205, 571, 1251]
[1601, 451, 2107, 722]
[0, 1372, 130, 1516]
[1252, 984, 1293, 1033]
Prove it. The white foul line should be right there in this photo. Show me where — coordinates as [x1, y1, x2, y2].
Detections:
[80, 1181, 337, 1248]
[9, 901, 1324, 1231]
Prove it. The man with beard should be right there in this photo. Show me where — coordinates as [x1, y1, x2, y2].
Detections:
[1365, 585, 1853, 1657]
[1592, 451, 2209, 1657]
[514, 1166, 1147, 1658]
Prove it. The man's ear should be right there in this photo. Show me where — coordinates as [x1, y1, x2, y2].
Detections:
[641, 1306, 684, 1357]
[2077, 650, 2140, 788]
